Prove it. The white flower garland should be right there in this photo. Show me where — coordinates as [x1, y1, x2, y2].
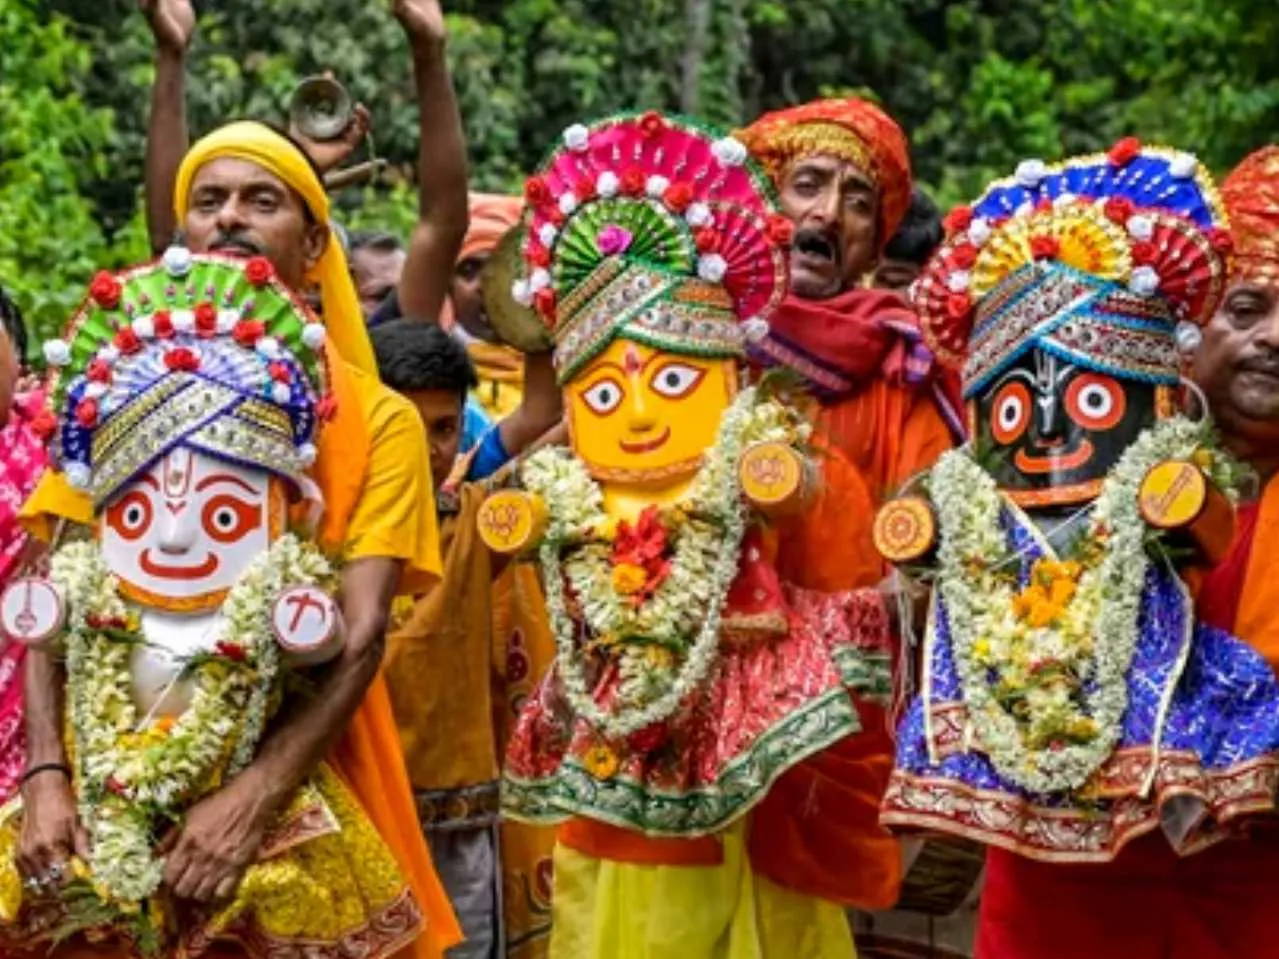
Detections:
[50, 534, 333, 905]
[932, 416, 1216, 793]
[523, 387, 807, 739]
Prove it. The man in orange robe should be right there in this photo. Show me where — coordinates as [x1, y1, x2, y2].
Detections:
[974, 146, 1279, 959]
[727, 99, 964, 915]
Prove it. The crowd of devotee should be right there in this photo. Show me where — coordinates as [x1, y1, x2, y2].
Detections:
[1, 1, 1278, 957]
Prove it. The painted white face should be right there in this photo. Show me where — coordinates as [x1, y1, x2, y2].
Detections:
[100, 448, 275, 611]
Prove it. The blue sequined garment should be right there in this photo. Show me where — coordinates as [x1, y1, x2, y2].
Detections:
[881, 509, 1279, 862]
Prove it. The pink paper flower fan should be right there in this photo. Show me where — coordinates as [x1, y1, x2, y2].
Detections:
[709, 204, 788, 326]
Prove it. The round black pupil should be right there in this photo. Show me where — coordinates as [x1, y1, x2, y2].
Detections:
[665, 372, 679, 388]
[219, 510, 233, 527]
[1086, 391, 1103, 409]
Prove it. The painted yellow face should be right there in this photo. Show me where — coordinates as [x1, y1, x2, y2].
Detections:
[566, 338, 738, 484]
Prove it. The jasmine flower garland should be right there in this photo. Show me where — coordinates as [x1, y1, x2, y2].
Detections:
[932, 416, 1231, 794]
[523, 387, 808, 739]
[49, 534, 334, 909]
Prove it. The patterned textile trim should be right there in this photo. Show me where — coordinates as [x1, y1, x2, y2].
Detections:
[258, 788, 341, 860]
[503, 687, 858, 836]
[415, 780, 502, 831]
[748, 327, 853, 397]
[179, 884, 423, 959]
[880, 752, 1279, 864]
[834, 647, 893, 703]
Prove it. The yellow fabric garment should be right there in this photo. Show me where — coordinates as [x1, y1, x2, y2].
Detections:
[469, 340, 524, 420]
[173, 120, 378, 377]
[549, 825, 856, 959]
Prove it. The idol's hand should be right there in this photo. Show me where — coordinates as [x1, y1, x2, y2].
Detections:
[393, 0, 447, 49]
[477, 490, 548, 556]
[17, 772, 88, 896]
[159, 772, 273, 903]
[738, 442, 812, 517]
[139, 0, 196, 57]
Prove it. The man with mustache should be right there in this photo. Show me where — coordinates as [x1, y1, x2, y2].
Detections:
[733, 100, 964, 927]
[15, 0, 468, 955]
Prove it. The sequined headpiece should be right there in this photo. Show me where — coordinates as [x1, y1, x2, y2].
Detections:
[1222, 146, 1279, 288]
[912, 140, 1232, 399]
[41, 251, 332, 506]
[737, 98, 913, 246]
[510, 112, 790, 383]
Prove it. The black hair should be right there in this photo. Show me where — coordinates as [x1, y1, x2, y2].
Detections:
[0, 286, 26, 360]
[370, 319, 478, 401]
[348, 231, 404, 255]
[884, 187, 944, 266]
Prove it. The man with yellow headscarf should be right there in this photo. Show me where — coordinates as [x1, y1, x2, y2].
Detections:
[16, 1, 469, 957]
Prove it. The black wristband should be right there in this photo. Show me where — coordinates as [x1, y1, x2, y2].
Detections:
[20, 763, 71, 787]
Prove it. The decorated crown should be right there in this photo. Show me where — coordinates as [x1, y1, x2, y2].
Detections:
[39, 250, 332, 506]
[912, 140, 1232, 399]
[510, 112, 792, 382]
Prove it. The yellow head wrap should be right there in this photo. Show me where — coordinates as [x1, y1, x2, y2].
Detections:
[173, 121, 378, 376]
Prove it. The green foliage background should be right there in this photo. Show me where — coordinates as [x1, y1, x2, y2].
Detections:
[3, 0, 1278, 356]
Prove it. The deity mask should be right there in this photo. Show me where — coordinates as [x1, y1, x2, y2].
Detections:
[912, 144, 1232, 510]
[101, 449, 286, 611]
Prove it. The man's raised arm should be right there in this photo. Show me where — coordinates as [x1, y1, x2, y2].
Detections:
[141, 0, 196, 253]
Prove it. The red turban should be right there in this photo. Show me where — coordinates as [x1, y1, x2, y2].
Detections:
[737, 98, 912, 248]
[460, 193, 523, 262]
[1222, 146, 1279, 287]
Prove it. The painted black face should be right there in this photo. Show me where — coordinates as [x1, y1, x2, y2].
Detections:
[975, 349, 1157, 505]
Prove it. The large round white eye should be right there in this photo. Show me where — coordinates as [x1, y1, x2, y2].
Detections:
[997, 395, 1024, 431]
[121, 501, 149, 533]
[1075, 384, 1114, 419]
[649, 363, 705, 399]
[989, 381, 1030, 444]
[210, 506, 239, 534]
[580, 378, 624, 415]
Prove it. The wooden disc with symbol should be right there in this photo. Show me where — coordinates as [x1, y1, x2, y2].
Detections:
[0, 578, 66, 647]
[1139, 459, 1235, 563]
[271, 586, 342, 664]
[478, 490, 548, 555]
[874, 497, 937, 564]
[738, 442, 807, 513]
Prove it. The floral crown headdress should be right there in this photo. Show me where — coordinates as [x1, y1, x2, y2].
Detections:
[912, 139, 1232, 400]
[510, 112, 792, 383]
[39, 250, 333, 507]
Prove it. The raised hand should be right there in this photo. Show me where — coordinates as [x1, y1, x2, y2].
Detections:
[288, 78, 373, 176]
[393, 0, 446, 48]
[139, 0, 196, 56]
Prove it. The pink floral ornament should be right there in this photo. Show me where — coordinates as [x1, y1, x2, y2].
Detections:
[597, 226, 634, 256]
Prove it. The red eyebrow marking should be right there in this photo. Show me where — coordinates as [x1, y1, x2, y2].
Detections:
[195, 473, 257, 494]
[138, 475, 160, 490]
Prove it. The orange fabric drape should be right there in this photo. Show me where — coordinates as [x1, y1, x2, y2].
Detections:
[1233, 476, 1279, 665]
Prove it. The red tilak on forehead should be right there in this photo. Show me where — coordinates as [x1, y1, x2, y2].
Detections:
[623, 345, 643, 375]
[162, 449, 194, 498]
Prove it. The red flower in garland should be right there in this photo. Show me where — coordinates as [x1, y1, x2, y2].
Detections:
[951, 242, 979, 270]
[663, 181, 694, 213]
[1207, 227, 1234, 257]
[194, 302, 219, 338]
[575, 179, 597, 203]
[75, 398, 99, 429]
[694, 228, 721, 253]
[638, 111, 666, 139]
[244, 256, 274, 287]
[1030, 235, 1061, 261]
[86, 359, 112, 384]
[89, 271, 122, 309]
[620, 167, 646, 197]
[1107, 136, 1143, 167]
[943, 205, 974, 236]
[30, 409, 57, 440]
[152, 310, 175, 340]
[766, 214, 795, 247]
[233, 319, 265, 348]
[524, 176, 551, 208]
[611, 505, 673, 605]
[945, 292, 973, 321]
[215, 640, 248, 663]
[104, 775, 129, 797]
[1103, 196, 1136, 225]
[114, 326, 142, 355]
[164, 347, 200, 372]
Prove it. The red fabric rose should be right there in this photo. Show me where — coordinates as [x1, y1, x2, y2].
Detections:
[75, 398, 99, 428]
[215, 640, 248, 663]
[152, 310, 175, 340]
[1030, 235, 1060, 261]
[164, 347, 200, 372]
[30, 409, 58, 439]
[628, 722, 669, 754]
[233, 320, 265, 348]
[575, 179, 597, 203]
[244, 256, 274, 287]
[1130, 241, 1158, 265]
[663, 181, 694, 212]
[694, 228, 721, 254]
[89, 270, 122, 309]
[268, 361, 292, 384]
[524, 176, 551, 208]
[946, 292, 973, 321]
[1207, 227, 1234, 256]
[315, 395, 339, 421]
[533, 288, 557, 318]
[528, 245, 552, 269]
[620, 168, 646, 197]
[638, 111, 666, 139]
[194, 302, 218, 338]
[1103, 196, 1136, 225]
[546, 206, 567, 227]
[86, 359, 112, 384]
[1107, 136, 1143, 167]
[943, 205, 974, 236]
[951, 243, 979, 270]
[766, 214, 795, 246]
[113, 326, 141, 355]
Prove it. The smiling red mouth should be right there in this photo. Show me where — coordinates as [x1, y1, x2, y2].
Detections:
[1014, 439, 1096, 474]
[619, 428, 671, 455]
[139, 550, 220, 580]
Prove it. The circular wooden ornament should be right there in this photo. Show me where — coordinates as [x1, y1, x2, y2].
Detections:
[873, 497, 937, 564]
[0, 578, 66, 647]
[1139, 460, 1208, 529]
[738, 442, 807, 513]
[477, 490, 548, 555]
[271, 586, 343, 665]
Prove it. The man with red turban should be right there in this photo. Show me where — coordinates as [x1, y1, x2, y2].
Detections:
[734, 99, 964, 924]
